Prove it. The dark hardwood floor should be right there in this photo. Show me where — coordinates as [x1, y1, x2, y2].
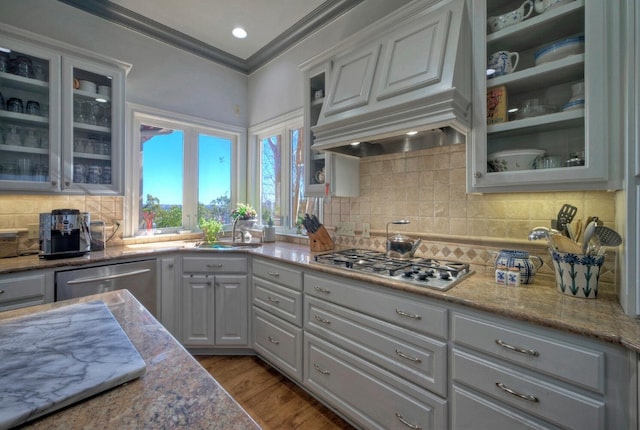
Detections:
[195, 355, 355, 430]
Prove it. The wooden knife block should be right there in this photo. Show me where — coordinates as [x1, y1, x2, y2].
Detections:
[308, 225, 334, 252]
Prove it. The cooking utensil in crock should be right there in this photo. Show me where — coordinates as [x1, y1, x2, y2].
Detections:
[581, 220, 597, 254]
[386, 220, 421, 259]
[556, 204, 577, 237]
[594, 226, 622, 247]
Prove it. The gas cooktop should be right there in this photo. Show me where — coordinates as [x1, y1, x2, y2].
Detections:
[313, 248, 473, 291]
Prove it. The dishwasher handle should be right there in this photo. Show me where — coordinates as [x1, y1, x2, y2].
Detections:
[65, 268, 152, 285]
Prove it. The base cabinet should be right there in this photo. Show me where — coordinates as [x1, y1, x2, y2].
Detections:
[304, 332, 447, 430]
[181, 255, 248, 348]
[251, 258, 303, 382]
[450, 309, 632, 430]
[0, 269, 53, 312]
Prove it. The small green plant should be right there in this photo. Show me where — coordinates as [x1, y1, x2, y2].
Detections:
[231, 203, 257, 220]
[199, 218, 223, 243]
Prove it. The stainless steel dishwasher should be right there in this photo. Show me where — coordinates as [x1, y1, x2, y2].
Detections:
[55, 259, 158, 316]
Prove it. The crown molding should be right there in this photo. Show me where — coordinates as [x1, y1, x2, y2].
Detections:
[57, 0, 364, 74]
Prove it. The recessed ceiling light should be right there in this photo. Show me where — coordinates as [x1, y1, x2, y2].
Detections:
[406, 131, 418, 136]
[95, 97, 108, 103]
[232, 27, 247, 39]
[350, 142, 360, 146]
[0, 47, 11, 53]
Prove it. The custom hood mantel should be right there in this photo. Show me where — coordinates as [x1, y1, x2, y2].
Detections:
[300, 0, 471, 157]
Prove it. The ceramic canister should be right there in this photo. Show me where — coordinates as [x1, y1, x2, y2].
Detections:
[551, 251, 604, 299]
[493, 249, 543, 284]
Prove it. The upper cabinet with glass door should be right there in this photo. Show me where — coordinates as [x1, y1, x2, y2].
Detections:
[0, 24, 129, 195]
[62, 57, 125, 194]
[0, 39, 61, 192]
[468, 0, 621, 192]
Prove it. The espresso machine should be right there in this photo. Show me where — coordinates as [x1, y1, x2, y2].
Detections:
[39, 209, 91, 259]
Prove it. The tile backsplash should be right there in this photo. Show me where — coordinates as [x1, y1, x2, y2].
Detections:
[323, 143, 616, 239]
[0, 194, 123, 253]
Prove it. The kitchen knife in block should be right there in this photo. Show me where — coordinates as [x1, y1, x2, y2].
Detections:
[308, 225, 334, 252]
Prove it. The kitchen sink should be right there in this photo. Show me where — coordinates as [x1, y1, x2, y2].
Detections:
[196, 241, 262, 249]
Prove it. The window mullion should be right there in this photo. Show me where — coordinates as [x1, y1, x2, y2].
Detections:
[183, 128, 199, 230]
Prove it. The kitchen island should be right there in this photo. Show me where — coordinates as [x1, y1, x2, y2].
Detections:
[0, 289, 260, 430]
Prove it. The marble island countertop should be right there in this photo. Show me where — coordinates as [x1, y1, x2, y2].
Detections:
[0, 290, 260, 430]
[1, 240, 640, 355]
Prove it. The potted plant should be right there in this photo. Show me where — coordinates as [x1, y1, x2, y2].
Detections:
[199, 218, 223, 243]
[231, 203, 257, 220]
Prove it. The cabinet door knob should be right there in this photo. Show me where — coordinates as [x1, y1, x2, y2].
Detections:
[51, 180, 57, 186]
[0, 289, 4, 294]
[474, 171, 483, 179]
[267, 336, 279, 345]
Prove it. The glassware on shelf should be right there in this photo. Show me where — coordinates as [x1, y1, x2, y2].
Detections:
[5, 126, 22, 146]
[23, 129, 39, 147]
[14, 56, 33, 78]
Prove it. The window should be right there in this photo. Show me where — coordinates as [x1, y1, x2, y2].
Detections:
[249, 111, 319, 232]
[127, 106, 246, 237]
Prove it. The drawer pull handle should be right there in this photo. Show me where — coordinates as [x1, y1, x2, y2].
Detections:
[268, 271, 280, 277]
[314, 314, 331, 325]
[267, 296, 280, 304]
[395, 412, 422, 429]
[495, 382, 539, 403]
[268, 336, 279, 345]
[395, 349, 422, 363]
[395, 309, 422, 320]
[314, 285, 331, 294]
[313, 362, 330, 375]
[495, 339, 539, 357]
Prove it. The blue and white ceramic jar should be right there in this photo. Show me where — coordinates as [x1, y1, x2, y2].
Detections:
[551, 251, 605, 299]
[492, 249, 543, 284]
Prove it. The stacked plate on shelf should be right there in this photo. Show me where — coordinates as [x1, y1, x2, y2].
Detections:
[534, 35, 584, 66]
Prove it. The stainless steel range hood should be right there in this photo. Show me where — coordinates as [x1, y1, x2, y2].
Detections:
[303, 0, 471, 158]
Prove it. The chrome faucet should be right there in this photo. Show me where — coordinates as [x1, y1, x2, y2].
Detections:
[231, 217, 240, 243]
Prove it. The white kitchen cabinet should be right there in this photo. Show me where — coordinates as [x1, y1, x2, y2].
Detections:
[159, 255, 179, 337]
[303, 270, 448, 429]
[181, 255, 248, 348]
[450, 309, 633, 430]
[251, 258, 304, 382]
[468, 0, 622, 192]
[301, 61, 359, 198]
[0, 269, 54, 312]
[0, 25, 128, 194]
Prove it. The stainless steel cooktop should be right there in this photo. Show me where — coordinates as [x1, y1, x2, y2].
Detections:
[313, 248, 473, 291]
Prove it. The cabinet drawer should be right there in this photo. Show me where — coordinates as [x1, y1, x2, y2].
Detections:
[451, 312, 604, 392]
[304, 332, 447, 430]
[0, 273, 46, 308]
[452, 384, 562, 430]
[452, 349, 604, 430]
[252, 277, 302, 326]
[252, 259, 302, 291]
[304, 272, 447, 339]
[305, 295, 447, 396]
[182, 255, 247, 273]
[253, 306, 302, 382]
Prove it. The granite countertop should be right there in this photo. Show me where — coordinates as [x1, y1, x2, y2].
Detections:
[0, 290, 260, 430]
[2, 241, 639, 354]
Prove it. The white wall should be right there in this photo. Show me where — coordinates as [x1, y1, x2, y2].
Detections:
[247, 0, 413, 126]
[0, 0, 248, 127]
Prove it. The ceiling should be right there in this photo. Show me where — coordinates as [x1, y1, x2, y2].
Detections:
[57, 0, 364, 74]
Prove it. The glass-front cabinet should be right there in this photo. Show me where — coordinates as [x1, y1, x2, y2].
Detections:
[0, 39, 60, 192]
[468, 0, 620, 192]
[0, 26, 127, 194]
[62, 57, 124, 193]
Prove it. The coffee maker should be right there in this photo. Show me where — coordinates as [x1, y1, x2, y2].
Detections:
[39, 209, 91, 259]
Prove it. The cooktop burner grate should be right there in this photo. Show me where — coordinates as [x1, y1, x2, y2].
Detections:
[313, 248, 473, 291]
